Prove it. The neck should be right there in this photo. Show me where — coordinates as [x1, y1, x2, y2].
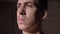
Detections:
[22, 21, 42, 34]
[23, 31, 41, 34]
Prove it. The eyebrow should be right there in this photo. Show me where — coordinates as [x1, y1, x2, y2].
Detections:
[25, 2, 34, 4]
[17, 3, 21, 5]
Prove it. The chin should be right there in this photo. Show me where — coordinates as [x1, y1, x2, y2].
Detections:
[18, 24, 30, 30]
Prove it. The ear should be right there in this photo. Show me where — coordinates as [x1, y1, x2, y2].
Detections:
[42, 11, 47, 20]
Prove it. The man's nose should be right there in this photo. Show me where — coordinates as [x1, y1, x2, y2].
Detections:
[20, 7, 26, 15]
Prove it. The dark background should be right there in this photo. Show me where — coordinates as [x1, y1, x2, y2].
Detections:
[0, 0, 60, 34]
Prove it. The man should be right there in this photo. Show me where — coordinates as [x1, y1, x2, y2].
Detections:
[17, 0, 47, 34]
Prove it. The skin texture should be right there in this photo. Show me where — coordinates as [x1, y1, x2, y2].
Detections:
[17, 0, 37, 30]
[17, 0, 47, 34]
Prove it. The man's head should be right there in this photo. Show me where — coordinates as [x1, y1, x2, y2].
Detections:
[17, 0, 47, 31]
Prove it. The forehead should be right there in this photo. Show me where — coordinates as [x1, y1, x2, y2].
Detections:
[17, 0, 35, 3]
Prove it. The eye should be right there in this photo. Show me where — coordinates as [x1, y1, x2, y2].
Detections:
[17, 5, 20, 8]
[17, 3, 21, 8]
[27, 5, 33, 8]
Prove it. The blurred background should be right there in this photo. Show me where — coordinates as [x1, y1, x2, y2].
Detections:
[0, 0, 60, 34]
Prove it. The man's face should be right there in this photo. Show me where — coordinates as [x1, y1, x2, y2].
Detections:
[17, 0, 37, 30]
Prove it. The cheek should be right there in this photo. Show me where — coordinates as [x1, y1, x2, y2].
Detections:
[26, 7, 37, 18]
[25, 8, 37, 23]
[17, 11, 20, 19]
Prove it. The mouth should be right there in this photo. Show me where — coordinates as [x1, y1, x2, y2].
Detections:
[18, 18, 25, 24]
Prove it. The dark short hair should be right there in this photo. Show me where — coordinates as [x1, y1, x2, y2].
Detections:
[34, 0, 47, 11]
[34, 0, 47, 21]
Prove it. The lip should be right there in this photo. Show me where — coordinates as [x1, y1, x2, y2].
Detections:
[18, 18, 25, 24]
[19, 19, 24, 21]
